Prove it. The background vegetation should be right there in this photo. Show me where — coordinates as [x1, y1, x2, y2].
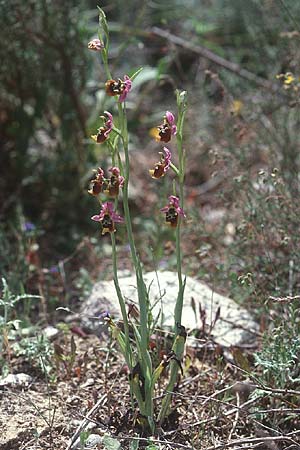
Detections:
[1, 0, 300, 446]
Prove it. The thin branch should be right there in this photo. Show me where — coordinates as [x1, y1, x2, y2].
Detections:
[151, 27, 281, 94]
[277, 0, 300, 32]
[268, 294, 300, 303]
[228, 392, 240, 441]
[205, 435, 300, 450]
[119, 435, 194, 449]
[65, 393, 107, 450]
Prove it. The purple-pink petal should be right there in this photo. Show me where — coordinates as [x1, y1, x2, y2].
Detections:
[103, 111, 113, 134]
[177, 206, 186, 217]
[165, 111, 177, 136]
[103, 128, 112, 137]
[104, 111, 113, 125]
[165, 111, 175, 125]
[118, 90, 128, 102]
[109, 167, 120, 176]
[104, 202, 114, 215]
[118, 75, 132, 102]
[160, 206, 169, 213]
[124, 74, 132, 87]
[97, 167, 105, 177]
[111, 212, 124, 223]
[91, 214, 101, 222]
[168, 195, 180, 208]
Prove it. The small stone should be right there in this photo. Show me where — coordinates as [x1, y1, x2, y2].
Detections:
[81, 378, 95, 388]
[66, 395, 81, 405]
[84, 434, 102, 448]
[71, 433, 101, 449]
[43, 325, 60, 341]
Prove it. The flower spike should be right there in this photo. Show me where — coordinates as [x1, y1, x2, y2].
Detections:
[160, 195, 186, 228]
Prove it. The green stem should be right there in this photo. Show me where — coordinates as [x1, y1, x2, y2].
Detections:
[118, 101, 153, 420]
[101, 48, 113, 80]
[158, 91, 187, 425]
[111, 232, 133, 369]
[118, 103, 138, 268]
[174, 212, 183, 325]
[174, 93, 186, 329]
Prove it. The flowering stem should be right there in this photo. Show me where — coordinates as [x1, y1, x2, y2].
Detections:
[175, 90, 187, 327]
[110, 232, 133, 369]
[101, 49, 112, 80]
[118, 101, 153, 422]
[158, 90, 187, 425]
[118, 103, 138, 267]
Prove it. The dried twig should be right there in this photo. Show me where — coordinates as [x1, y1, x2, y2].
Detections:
[119, 435, 194, 449]
[251, 384, 300, 397]
[65, 392, 107, 450]
[205, 435, 300, 450]
[249, 408, 300, 415]
[151, 27, 282, 93]
[268, 294, 300, 303]
[228, 392, 240, 441]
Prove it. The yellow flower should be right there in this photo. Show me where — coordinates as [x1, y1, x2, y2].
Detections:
[284, 73, 295, 85]
[230, 100, 243, 116]
[276, 72, 296, 88]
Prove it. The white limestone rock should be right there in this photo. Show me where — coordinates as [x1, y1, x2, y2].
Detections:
[71, 433, 101, 450]
[43, 325, 60, 341]
[0, 373, 33, 388]
[79, 271, 258, 347]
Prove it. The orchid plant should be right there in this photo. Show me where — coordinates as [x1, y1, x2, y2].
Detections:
[87, 7, 187, 432]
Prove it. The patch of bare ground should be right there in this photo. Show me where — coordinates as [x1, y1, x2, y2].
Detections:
[1, 333, 300, 450]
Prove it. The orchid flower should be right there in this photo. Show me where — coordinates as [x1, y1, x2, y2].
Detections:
[88, 167, 106, 196]
[105, 75, 132, 102]
[156, 111, 177, 143]
[160, 195, 186, 227]
[91, 111, 114, 144]
[91, 202, 124, 234]
[88, 38, 104, 51]
[149, 147, 172, 179]
[105, 167, 125, 197]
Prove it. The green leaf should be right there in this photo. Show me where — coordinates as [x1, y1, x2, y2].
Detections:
[70, 335, 76, 356]
[129, 66, 158, 85]
[97, 6, 109, 42]
[103, 435, 121, 450]
[129, 67, 144, 82]
[129, 439, 139, 450]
